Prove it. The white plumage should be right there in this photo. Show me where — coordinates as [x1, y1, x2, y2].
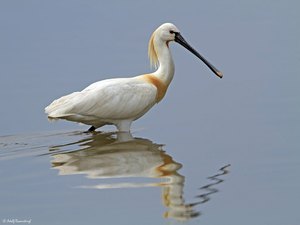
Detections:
[46, 77, 157, 131]
[45, 23, 222, 132]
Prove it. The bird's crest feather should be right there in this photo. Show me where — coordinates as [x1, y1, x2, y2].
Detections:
[148, 31, 159, 69]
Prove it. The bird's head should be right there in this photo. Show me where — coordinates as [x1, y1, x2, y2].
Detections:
[149, 23, 223, 78]
[154, 23, 180, 42]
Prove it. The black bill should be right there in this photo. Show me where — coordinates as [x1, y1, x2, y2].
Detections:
[175, 33, 223, 78]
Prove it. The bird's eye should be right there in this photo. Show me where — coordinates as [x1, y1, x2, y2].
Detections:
[169, 30, 175, 34]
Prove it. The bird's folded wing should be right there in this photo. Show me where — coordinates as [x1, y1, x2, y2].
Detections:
[45, 78, 157, 120]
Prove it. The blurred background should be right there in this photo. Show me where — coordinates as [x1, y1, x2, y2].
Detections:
[0, 1, 299, 224]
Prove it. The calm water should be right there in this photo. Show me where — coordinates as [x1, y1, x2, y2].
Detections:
[0, 1, 299, 225]
[0, 131, 231, 224]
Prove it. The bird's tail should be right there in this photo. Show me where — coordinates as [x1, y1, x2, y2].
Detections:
[45, 92, 80, 119]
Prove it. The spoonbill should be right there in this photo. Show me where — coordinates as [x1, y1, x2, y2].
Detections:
[45, 23, 222, 132]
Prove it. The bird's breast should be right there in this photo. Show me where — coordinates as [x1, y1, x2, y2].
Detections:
[140, 74, 168, 103]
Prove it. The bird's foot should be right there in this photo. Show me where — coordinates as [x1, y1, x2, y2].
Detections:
[83, 126, 96, 133]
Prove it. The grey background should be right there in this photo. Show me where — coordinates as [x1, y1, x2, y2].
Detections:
[0, 1, 299, 225]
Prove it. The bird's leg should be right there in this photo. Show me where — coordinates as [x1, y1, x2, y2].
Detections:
[87, 126, 96, 132]
[116, 120, 132, 132]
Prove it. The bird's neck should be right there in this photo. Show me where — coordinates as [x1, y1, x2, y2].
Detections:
[152, 40, 175, 86]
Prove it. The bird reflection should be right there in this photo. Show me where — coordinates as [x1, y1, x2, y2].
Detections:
[49, 132, 230, 221]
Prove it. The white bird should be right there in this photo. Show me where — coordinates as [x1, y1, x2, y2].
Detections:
[45, 23, 222, 132]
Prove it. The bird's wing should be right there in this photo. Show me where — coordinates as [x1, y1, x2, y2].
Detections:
[45, 77, 157, 120]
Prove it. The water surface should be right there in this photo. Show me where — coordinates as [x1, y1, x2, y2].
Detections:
[0, 1, 299, 224]
[1, 131, 232, 224]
